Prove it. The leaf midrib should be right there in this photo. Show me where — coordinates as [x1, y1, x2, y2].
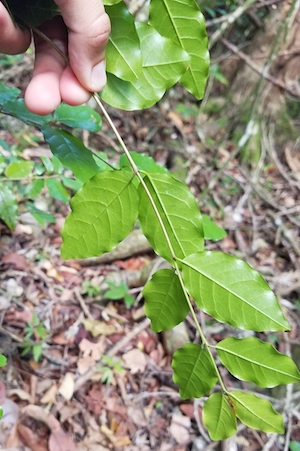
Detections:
[184, 258, 285, 328]
[217, 346, 298, 380]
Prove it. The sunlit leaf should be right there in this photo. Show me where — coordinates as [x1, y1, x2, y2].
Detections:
[61, 170, 139, 259]
[216, 337, 300, 387]
[203, 393, 236, 440]
[5, 161, 34, 178]
[202, 214, 226, 241]
[119, 151, 168, 175]
[138, 173, 204, 266]
[54, 104, 102, 132]
[172, 344, 218, 399]
[143, 269, 189, 332]
[181, 251, 290, 331]
[229, 391, 284, 434]
[106, 2, 142, 82]
[0, 182, 18, 230]
[43, 128, 102, 183]
[149, 0, 209, 99]
[102, 22, 190, 110]
[0, 355, 7, 367]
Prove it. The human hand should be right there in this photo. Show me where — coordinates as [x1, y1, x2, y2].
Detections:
[0, 0, 110, 115]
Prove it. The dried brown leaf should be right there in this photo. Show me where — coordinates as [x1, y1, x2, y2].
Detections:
[122, 349, 147, 374]
[58, 372, 75, 401]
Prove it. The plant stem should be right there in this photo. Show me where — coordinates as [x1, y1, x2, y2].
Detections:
[94, 93, 227, 393]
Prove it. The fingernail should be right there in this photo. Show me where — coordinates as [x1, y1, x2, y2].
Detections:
[91, 60, 107, 92]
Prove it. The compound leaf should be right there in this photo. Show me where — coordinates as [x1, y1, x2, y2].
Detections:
[143, 269, 189, 332]
[102, 22, 190, 110]
[54, 104, 102, 132]
[61, 170, 139, 259]
[172, 344, 218, 399]
[43, 128, 102, 183]
[203, 393, 236, 441]
[138, 173, 204, 265]
[181, 251, 290, 332]
[0, 182, 18, 230]
[229, 391, 284, 434]
[149, 0, 209, 99]
[216, 337, 300, 387]
[106, 2, 142, 82]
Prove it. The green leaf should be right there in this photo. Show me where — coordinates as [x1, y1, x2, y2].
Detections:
[5, 161, 34, 178]
[102, 22, 190, 110]
[149, 0, 209, 99]
[0, 182, 18, 230]
[40, 156, 54, 174]
[32, 343, 43, 362]
[45, 179, 70, 203]
[53, 103, 102, 132]
[0, 355, 7, 367]
[26, 203, 55, 226]
[202, 393, 237, 440]
[229, 391, 284, 434]
[202, 214, 226, 241]
[5, 0, 60, 27]
[106, 2, 142, 82]
[61, 176, 83, 192]
[119, 151, 169, 175]
[104, 0, 122, 4]
[181, 251, 290, 332]
[61, 170, 139, 259]
[216, 337, 300, 387]
[172, 344, 218, 399]
[2, 99, 52, 126]
[0, 82, 20, 104]
[42, 128, 101, 183]
[143, 269, 189, 332]
[290, 442, 300, 451]
[138, 173, 204, 265]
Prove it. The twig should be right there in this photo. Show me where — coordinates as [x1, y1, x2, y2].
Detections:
[74, 288, 94, 320]
[194, 399, 211, 443]
[206, 0, 282, 27]
[264, 124, 300, 190]
[221, 38, 300, 99]
[209, 0, 258, 49]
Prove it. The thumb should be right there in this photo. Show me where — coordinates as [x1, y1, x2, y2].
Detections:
[54, 0, 110, 92]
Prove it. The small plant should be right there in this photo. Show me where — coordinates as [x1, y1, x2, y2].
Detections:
[1, 0, 299, 441]
[105, 281, 135, 308]
[81, 281, 101, 298]
[20, 312, 48, 362]
[98, 355, 125, 385]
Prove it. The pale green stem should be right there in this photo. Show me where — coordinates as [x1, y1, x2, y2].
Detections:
[26, 28, 229, 395]
[94, 94, 228, 393]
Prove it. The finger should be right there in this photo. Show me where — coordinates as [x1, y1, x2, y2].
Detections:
[24, 16, 68, 115]
[0, 3, 31, 54]
[54, 0, 110, 92]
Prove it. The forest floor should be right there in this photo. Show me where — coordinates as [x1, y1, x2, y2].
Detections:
[0, 52, 300, 451]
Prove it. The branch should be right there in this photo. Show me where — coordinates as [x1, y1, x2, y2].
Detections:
[221, 38, 300, 99]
